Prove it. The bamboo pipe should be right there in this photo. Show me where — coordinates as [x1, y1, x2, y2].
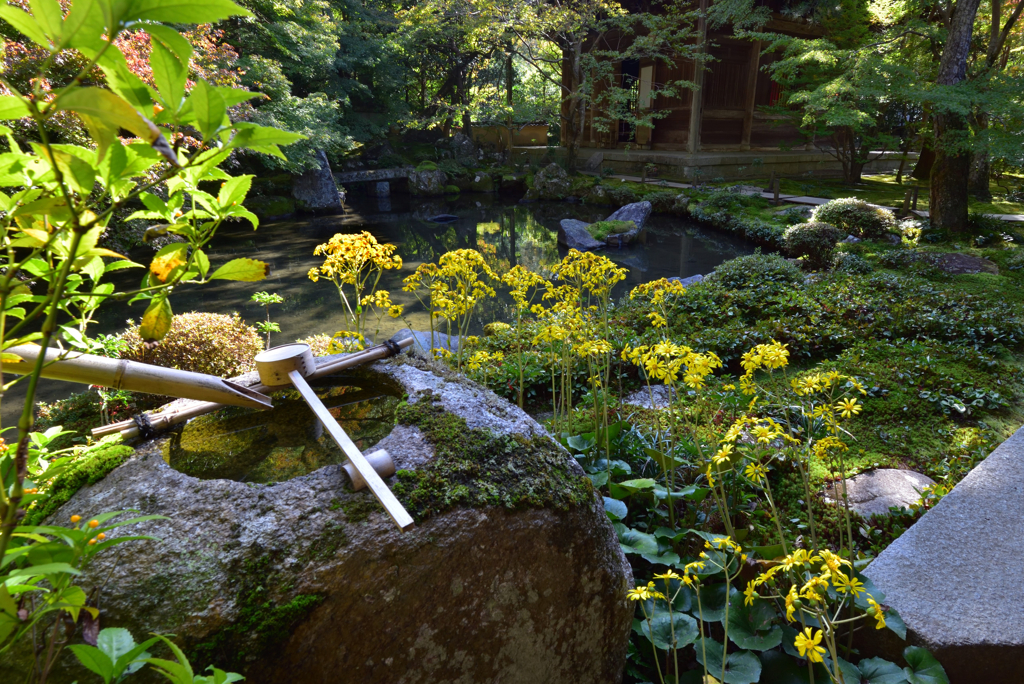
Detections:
[255, 343, 415, 531]
[91, 336, 413, 440]
[4, 344, 272, 410]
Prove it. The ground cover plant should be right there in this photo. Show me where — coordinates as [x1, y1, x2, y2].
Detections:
[381, 209, 1024, 681]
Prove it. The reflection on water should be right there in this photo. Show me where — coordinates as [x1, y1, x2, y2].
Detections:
[162, 376, 401, 483]
[8, 194, 755, 423]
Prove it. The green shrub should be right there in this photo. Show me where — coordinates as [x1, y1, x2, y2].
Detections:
[444, 184, 461, 194]
[438, 159, 468, 177]
[415, 160, 438, 172]
[707, 250, 804, 291]
[811, 197, 896, 238]
[119, 312, 264, 378]
[587, 220, 635, 241]
[833, 251, 874, 274]
[783, 221, 845, 269]
[644, 190, 681, 213]
[607, 184, 639, 205]
[297, 334, 333, 356]
[377, 152, 408, 168]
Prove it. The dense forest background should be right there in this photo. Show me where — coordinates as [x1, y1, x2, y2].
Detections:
[2, 0, 1021, 228]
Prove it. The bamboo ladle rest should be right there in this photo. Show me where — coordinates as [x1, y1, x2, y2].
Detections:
[253, 342, 415, 532]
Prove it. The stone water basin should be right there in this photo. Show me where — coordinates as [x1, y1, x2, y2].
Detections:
[162, 373, 402, 483]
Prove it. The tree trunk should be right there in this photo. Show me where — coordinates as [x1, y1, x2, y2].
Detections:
[967, 112, 991, 199]
[506, 53, 515, 159]
[911, 144, 935, 180]
[561, 43, 584, 172]
[846, 160, 866, 184]
[930, 0, 985, 232]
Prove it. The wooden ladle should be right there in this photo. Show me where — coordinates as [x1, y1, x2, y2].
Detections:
[254, 343, 414, 532]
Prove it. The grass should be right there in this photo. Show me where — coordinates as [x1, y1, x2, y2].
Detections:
[757, 173, 1024, 215]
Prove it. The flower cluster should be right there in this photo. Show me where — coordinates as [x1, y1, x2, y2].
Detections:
[622, 342, 722, 388]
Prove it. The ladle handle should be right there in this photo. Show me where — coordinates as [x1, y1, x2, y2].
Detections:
[288, 370, 415, 532]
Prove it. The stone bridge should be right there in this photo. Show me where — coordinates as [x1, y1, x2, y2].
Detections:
[333, 167, 414, 184]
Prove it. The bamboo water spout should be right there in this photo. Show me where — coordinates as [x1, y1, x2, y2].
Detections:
[254, 343, 415, 532]
[2, 344, 272, 409]
[91, 336, 413, 440]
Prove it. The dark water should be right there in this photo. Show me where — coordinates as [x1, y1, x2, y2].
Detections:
[163, 373, 402, 483]
[3, 194, 755, 427]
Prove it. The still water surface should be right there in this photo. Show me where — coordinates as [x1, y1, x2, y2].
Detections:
[6, 194, 755, 425]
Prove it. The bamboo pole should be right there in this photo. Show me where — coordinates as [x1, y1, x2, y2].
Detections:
[91, 336, 413, 440]
[4, 344, 272, 409]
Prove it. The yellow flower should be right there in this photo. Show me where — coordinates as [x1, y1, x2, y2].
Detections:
[388, 305, 403, 318]
[834, 573, 866, 598]
[712, 444, 735, 465]
[794, 628, 826, 663]
[743, 581, 759, 606]
[867, 597, 887, 630]
[785, 585, 799, 621]
[654, 570, 682, 582]
[744, 462, 767, 483]
[837, 397, 862, 418]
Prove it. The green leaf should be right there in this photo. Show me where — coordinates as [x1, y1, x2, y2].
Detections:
[859, 657, 909, 684]
[617, 527, 680, 566]
[603, 496, 627, 521]
[127, 0, 253, 23]
[55, 88, 159, 157]
[0, 96, 31, 120]
[193, 249, 210, 278]
[62, 0, 106, 51]
[191, 80, 227, 140]
[758, 650, 811, 684]
[7, 562, 80, 577]
[693, 582, 737, 622]
[150, 39, 186, 112]
[140, 297, 173, 341]
[69, 644, 115, 683]
[217, 174, 252, 208]
[29, 0, 63, 41]
[0, 4, 51, 48]
[903, 646, 949, 684]
[727, 599, 783, 651]
[640, 612, 699, 651]
[209, 258, 269, 282]
[693, 637, 762, 684]
[98, 627, 138, 662]
[229, 122, 305, 159]
[144, 24, 193, 64]
[885, 605, 908, 640]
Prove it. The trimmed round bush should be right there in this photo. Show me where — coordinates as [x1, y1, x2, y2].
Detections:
[119, 312, 264, 377]
[784, 221, 845, 270]
[708, 251, 804, 291]
[811, 197, 896, 238]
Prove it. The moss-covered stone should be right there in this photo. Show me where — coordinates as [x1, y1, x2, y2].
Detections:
[391, 393, 592, 521]
[335, 495, 384, 523]
[587, 220, 635, 241]
[25, 444, 135, 525]
[188, 554, 324, 672]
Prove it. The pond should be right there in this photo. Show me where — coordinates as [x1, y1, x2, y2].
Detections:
[6, 194, 756, 426]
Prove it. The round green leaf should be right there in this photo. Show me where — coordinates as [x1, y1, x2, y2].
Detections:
[903, 646, 950, 684]
[694, 637, 762, 684]
[603, 496, 627, 521]
[640, 611, 699, 651]
[727, 600, 783, 651]
[692, 582, 738, 622]
[859, 656, 909, 684]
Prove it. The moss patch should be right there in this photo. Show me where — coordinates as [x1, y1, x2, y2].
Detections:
[587, 220, 634, 241]
[390, 392, 592, 521]
[335, 495, 383, 523]
[188, 555, 323, 672]
[25, 444, 135, 525]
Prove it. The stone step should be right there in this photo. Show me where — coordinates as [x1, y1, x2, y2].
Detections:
[863, 426, 1024, 681]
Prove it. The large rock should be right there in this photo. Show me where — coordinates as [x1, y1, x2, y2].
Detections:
[451, 131, 477, 164]
[824, 469, 935, 517]
[246, 195, 295, 221]
[603, 201, 652, 247]
[558, 219, 605, 251]
[527, 163, 572, 200]
[291, 150, 343, 212]
[409, 168, 448, 196]
[862, 426, 1024, 681]
[392, 327, 460, 354]
[8, 356, 632, 684]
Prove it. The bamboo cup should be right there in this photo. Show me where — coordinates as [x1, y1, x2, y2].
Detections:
[91, 336, 413, 440]
[3, 344, 272, 409]
[254, 343, 414, 532]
